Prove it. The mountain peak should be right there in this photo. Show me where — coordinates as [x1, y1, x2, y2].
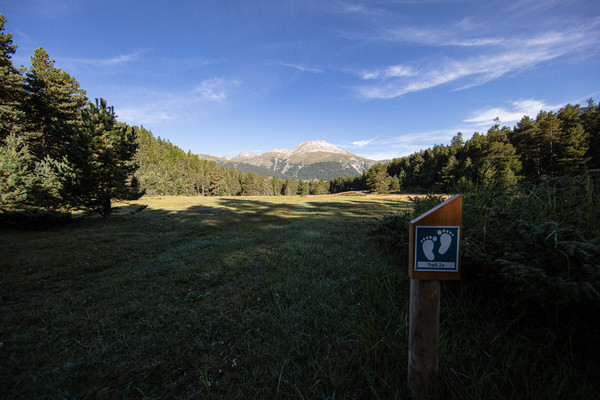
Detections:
[237, 151, 255, 158]
[291, 140, 349, 155]
[197, 139, 377, 180]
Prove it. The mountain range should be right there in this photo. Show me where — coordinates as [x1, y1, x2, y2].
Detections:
[198, 140, 379, 180]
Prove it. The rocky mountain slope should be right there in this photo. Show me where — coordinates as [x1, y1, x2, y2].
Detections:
[198, 140, 378, 180]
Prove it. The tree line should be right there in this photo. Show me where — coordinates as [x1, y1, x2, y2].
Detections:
[334, 100, 600, 194]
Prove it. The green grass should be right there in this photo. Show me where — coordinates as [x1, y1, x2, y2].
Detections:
[1, 195, 408, 399]
[1, 194, 598, 399]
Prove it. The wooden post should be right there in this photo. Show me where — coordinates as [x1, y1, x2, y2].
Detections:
[408, 279, 440, 398]
[407, 195, 462, 398]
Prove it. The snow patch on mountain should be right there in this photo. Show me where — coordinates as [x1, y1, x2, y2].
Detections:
[236, 151, 256, 158]
[290, 140, 350, 155]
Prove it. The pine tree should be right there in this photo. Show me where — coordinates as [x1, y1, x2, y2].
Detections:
[241, 172, 261, 195]
[0, 15, 27, 143]
[536, 111, 562, 176]
[439, 155, 458, 189]
[511, 116, 540, 177]
[366, 163, 390, 194]
[297, 180, 309, 195]
[388, 174, 401, 192]
[582, 99, 600, 169]
[23, 47, 87, 160]
[69, 99, 138, 217]
[284, 179, 298, 196]
[309, 178, 329, 195]
[0, 133, 33, 208]
[558, 124, 589, 174]
[463, 127, 521, 185]
[30, 155, 74, 208]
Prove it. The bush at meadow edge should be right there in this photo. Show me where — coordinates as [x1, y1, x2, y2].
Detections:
[458, 171, 600, 323]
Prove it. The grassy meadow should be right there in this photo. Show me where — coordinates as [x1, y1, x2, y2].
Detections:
[1, 195, 409, 399]
[1, 194, 598, 399]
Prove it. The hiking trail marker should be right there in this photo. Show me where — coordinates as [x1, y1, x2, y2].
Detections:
[407, 194, 462, 399]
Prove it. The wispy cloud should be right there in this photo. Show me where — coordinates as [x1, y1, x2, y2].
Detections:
[117, 107, 175, 126]
[464, 99, 561, 127]
[507, 0, 565, 13]
[345, 96, 566, 159]
[61, 50, 145, 66]
[115, 77, 241, 127]
[351, 136, 378, 147]
[361, 64, 417, 80]
[332, 1, 384, 17]
[357, 24, 599, 99]
[379, 129, 459, 146]
[280, 63, 324, 73]
[344, 129, 462, 160]
[193, 78, 240, 103]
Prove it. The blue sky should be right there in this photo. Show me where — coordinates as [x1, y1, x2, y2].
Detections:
[3, 0, 599, 160]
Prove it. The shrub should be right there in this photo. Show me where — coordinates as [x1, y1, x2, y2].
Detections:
[0, 208, 72, 230]
[460, 171, 600, 327]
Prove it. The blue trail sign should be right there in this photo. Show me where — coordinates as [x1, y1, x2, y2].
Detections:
[414, 226, 460, 272]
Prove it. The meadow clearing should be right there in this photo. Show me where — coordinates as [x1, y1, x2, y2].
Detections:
[1, 195, 410, 398]
[1, 194, 598, 399]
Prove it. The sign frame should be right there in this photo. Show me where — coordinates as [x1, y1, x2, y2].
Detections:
[408, 194, 462, 280]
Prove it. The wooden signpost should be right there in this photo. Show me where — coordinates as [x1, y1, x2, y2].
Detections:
[407, 194, 462, 399]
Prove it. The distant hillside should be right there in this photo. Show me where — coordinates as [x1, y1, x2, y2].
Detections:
[198, 140, 378, 180]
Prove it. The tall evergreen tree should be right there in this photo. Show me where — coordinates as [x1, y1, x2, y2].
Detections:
[388, 174, 402, 192]
[23, 47, 87, 160]
[558, 124, 589, 174]
[282, 178, 298, 196]
[309, 178, 329, 195]
[510, 116, 540, 177]
[536, 111, 562, 176]
[69, 99, 138, 217]
[297, 180, 309, 195]
[463, 126, 521, 185]
[366, 163, 390, 194]
[582, 99, 600, 169]
[0, 133, 33, 208]
[0, 15, 26, 143]
[27, 154, 75, 209]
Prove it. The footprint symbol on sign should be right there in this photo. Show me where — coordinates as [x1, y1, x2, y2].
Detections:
[420, 236, 437, 261]
[437, 229, 454, 255]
